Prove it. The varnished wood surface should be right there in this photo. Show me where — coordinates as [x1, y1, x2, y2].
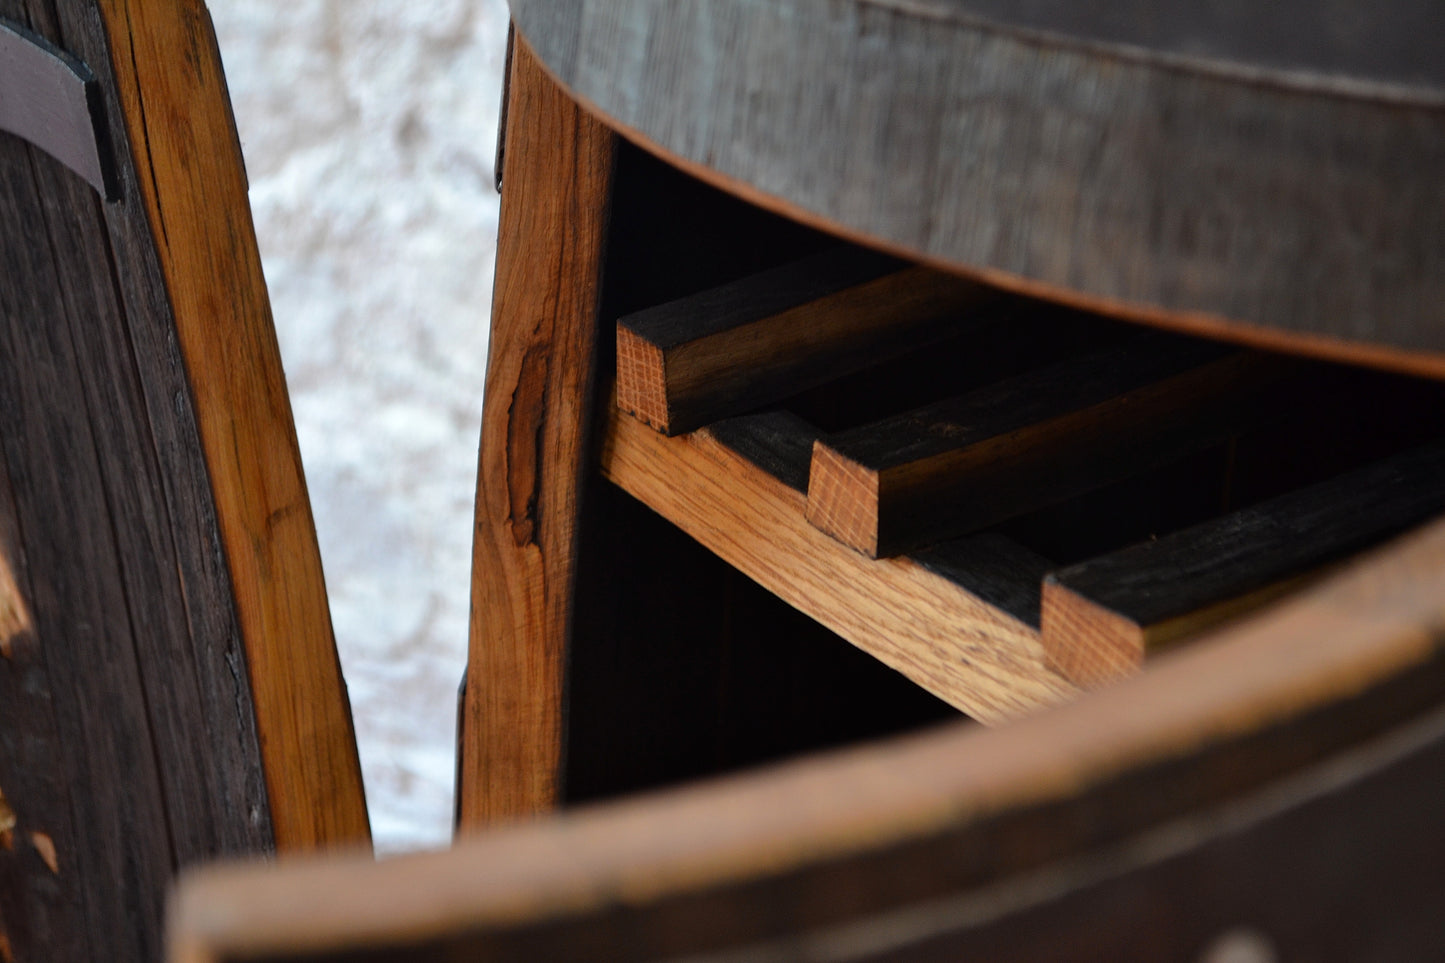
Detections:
[1043, 437, 1445, 686]
[616, 247, 995, 435]
[602, 403, 1078, 722]
[458, 37, 618, 827]
[171, 514, 1445, 961]
[509, 2, 1445, 377]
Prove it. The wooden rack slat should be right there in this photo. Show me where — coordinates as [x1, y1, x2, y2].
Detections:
[615, 247, 998, 435]
[601, 403, 1079, 722]
[606, 246, 1445, 722]
[1041, 437, 1445, 687]
[806, 337, 1298, 557]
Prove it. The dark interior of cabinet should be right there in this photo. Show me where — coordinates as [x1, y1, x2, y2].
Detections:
[560, 139, 1445, 806]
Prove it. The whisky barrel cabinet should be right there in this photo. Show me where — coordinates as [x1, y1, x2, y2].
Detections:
[182, 2, 1445, 959]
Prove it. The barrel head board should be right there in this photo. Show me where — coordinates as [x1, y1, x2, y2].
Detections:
[0, 1, 368, 960]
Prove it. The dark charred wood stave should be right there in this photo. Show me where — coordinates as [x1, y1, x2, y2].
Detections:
[616, 246, 1000, 435]
[1043, 436, 1445, 685]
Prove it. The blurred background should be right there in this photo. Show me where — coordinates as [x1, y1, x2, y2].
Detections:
[212, 0, 512, 853]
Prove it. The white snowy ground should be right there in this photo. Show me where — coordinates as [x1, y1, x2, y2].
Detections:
[211, 0, 511, 853]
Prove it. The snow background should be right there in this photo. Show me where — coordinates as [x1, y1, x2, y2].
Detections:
[211, 0, 512, 854]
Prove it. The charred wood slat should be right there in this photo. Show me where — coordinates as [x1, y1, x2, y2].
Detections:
[806, 337, 1297, 557]
[616, 247, 998, 435]
[1042, 437, 1445, 686]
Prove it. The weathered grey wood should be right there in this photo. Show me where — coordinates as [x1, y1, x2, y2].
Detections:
[0, 446, 89, 963]
[0, 0, 382, 957]
[510, 0, 1445, 376]
[0, 116, 175, 963]
[18, 0, 276, 848]
[0, 16, 113, 197]
[925, 0, 1445, 90]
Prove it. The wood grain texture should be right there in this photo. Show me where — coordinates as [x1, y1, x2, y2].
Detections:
[0, 40, 210, 959]
[806, 338, 1289, 557]
[508, 3, 1445, 378]
[82, 0, 369, 851]
[615, 247, 997, 434]
[458, 37, 618, 827]
[0, 433, 90, 962]
[1043, 437, 1445, 686]
[709, 410, 1055, 629]
[601, 404, 1078, 723]
[169, 514, 1445, 962]
[0, 0, 368, 955]
[912, 534, 1054, 630]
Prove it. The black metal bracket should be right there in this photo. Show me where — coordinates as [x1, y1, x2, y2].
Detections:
[0, 18, 117, 200]
[494, 22, 512, 194]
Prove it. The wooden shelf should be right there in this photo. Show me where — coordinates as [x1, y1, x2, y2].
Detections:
[603, 245, 1445, 720]
[600, 402, 1081, 723]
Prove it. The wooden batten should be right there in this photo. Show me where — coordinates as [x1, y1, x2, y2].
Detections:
[1042, 437, 1445, 686]
[805, 337, 1296, 558]
[615, 246, 998, 434]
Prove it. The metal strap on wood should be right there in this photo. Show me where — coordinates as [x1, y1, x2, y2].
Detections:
[0, 17, 115, 199]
